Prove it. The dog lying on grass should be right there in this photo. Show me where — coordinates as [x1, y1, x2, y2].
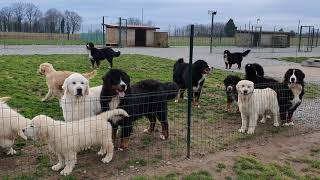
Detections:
[0, 97, 30, 155]
[236, 80, 280, 134]
[23, 109, 128, 176]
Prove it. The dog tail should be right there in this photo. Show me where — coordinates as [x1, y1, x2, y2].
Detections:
[101, 109, 129, 122]
[0, 97, 11, 102]
[163, 82, 179, 100]
[252, 63, 264, 77]
[242, 50, 251, 57]
[82, 70, 97, 80]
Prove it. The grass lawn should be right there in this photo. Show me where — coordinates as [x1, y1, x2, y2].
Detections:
[0, 39, 85, 45]
[275, 56, 320, 63]
[0, 54, 319, 179]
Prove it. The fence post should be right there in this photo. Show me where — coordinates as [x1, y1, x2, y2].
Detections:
[187, 24, 194, 159]
[102, 16, 105, 47]
[119, 17, 122, 48]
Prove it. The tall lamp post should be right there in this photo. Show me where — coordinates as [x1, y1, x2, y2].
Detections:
[208, 10, 217, 54]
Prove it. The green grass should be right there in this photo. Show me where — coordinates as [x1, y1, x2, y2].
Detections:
[0, 39, 85, 45]
[275, 56, 320, 63]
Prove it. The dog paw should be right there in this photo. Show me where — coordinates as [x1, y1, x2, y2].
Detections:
[97, 150, 105, 156]
[52, 163, 63, 171]
[174, 99, 178, 103]
[247, 128, 255, 134]
[238, 128, 246, 133]
[41, 98, 47, 102]
[83, 146, 91, 151]
[283, 122, 294, 126]
[6, 148, 16, 155]
[260, 119, 266, 124]
[143, 129, 151, 134]
[101, 154, 113, 163]
[266, 115, 271, 119]
[273, 122, 280, 127]
[60, 167, 72, 176]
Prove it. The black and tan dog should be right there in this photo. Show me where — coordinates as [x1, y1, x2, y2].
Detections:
[223, 75, 242, 112]
[86, 42, 121, 69]
[173, 58, 213, 107]
[224, 49, 251, 69]
[100, 69, 179, 150]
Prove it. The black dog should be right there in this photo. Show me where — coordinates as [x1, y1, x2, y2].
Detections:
[245, 63, 278, 85]
[224, 49, 251, 69]
[223, 75, 242, 112]
[86, 42, 120, 69]
[245, 64, 305, 125]
[100, 69, 179, 150]
[173, 58, 212, 107]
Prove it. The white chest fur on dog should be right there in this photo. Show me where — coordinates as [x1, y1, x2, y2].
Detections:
[288, 84, 302, 108]
[238, 88, 280, 134]
[193, 76, 205, 92]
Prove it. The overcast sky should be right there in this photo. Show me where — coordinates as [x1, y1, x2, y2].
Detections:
[1, 0, 319, 32]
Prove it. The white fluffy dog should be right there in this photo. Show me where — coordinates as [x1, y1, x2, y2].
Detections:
[0, 97, 30, 155]
[236, 80, 280, 134]
[61, 73, 102, 122]
[23, 109, 129, 176]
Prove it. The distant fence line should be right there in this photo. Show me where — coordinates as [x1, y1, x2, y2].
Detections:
[0, 32, 80, 41]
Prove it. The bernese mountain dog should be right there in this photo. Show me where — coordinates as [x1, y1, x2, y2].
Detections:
[223, 75, 242, 112]
[224, 49, 251, 69]
[245, 63, 277, 84]
[86, 42, 121, 69]
[173, 58, 212, 107]
[100, 69, 179, 150]
[245, 63, 305, 126]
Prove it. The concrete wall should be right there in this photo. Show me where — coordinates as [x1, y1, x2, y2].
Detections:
[106, 28, 118, 45]
[154, 32, 168, 47]
[235, 32, 290, 47]
[146, 30, 155, 47]
[126, 29, 135, 46]
[235, 33, 252, 46]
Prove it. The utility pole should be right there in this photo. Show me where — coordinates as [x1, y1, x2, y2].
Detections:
[142, 8, 144, 25]
[208, 10, 217, 54]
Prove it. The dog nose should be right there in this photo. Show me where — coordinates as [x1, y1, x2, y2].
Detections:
[76, 88, 83, 95]
[243, 90, 248, 94]
[290, 78, 295, 82]
[22, 129, 25, 133]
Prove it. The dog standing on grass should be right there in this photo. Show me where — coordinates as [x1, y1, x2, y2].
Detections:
[23, 109, 129, 176]
[86, 42, 121, 69]
[38, 63, 96, 102]
[236, 80, 280, 134]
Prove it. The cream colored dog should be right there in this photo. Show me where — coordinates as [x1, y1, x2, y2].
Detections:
[0, 97, 30, 155]
[23, 109, 129, 176]
[60, 73, 102, 122]
[38, 63, 97, 102]
[236, 80, 280, 134]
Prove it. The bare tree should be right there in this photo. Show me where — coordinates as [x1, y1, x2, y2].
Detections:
[70, 12, 82, 34]
[0, 7, 12, 32]
[64, 10, 72, 39]
[25, 3, 41, 32]
[127, 17, 141, 25]
[12, 2, 25, 32]
[44, 8, 62, 33]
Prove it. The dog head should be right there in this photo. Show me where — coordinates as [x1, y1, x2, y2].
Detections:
[284, 69, 305, 85]
[86, 42, 94, 50]
[224, 75, 241, 93]
[193, 60, 212, 76]
[102, 69, 130, 98]
[236, 80, 254, 96]
[62, 73, 90, 98]
[223, 50, 230, 58]
[38, 63, 55, 76]
[22, 115, 55, 141]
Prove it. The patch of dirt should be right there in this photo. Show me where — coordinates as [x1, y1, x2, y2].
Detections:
[121, 130, 320, 180]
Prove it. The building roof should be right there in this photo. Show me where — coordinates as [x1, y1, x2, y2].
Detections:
[105, 24, 160, 30]
[236, 30, 290, 35]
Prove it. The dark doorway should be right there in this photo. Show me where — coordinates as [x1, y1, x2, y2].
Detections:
[135, 29, 146, 46]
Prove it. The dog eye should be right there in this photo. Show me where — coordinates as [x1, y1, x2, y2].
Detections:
[30, 125, 34, 128]
[72, 82, 76, 85]
[242, 85, 245, 87]
[81, 82, 84, 84]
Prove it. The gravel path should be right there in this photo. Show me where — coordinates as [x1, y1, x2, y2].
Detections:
[1, 45, 319, 84]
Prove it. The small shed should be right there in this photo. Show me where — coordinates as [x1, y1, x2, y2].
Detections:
[105, 24, 168, 47]
[235, 30, 290, 48]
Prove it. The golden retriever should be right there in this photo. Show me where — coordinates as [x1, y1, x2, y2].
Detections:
[61, 73, 102, 122]
[22, 109, 129, 176]
[0, 97, 30, 155]
[236, 80, 280, 134]
[38, 63, 97, 102]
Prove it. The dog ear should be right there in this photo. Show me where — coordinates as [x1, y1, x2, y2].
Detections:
[18, 130, 28, 140]
[297, 69, 305, 80]
[85, 81, 90, 96]
[62, 77, 69, 94]
[284, 69, 293, 82]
